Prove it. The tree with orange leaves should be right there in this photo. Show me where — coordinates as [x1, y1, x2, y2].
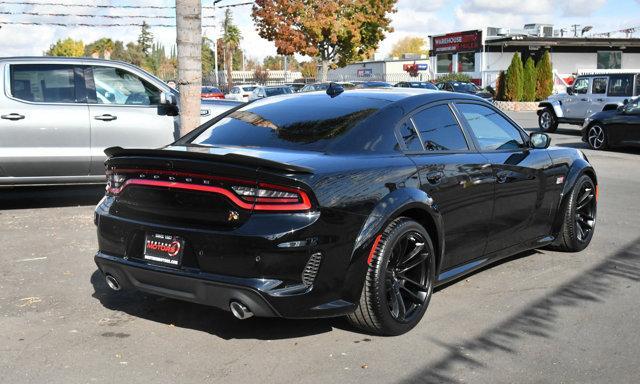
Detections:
[252, 0, 396, 81]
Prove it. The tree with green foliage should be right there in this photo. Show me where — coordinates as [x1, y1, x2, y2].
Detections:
[504, 53, 523, 102]
[523, 57, 537, 102]
[85, 38, 114, 59]
[252, 0, 396, 81]
[221, 9, 242, 88]
[535, 51, 554, 100]
[495, 70, 506, 101]
[46, 38, 84, 57]
[202, 37, 215, 78]
[137, 21, 154, 56]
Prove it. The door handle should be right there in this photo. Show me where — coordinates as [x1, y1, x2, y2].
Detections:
[94, 114, 117, 121]
[1, 113, 25, 120]
[580, 98, 588, 101]
[425, 171, 444, 184]
[596, 98, 604, 102]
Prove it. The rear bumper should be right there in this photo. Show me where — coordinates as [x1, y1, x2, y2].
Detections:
[94, 250, 357, 319]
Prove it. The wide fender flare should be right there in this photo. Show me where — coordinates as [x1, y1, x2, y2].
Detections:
[552, 157, 597, 234]
[538, 101, 564, 118]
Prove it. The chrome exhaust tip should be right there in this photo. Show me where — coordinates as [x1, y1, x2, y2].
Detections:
[229, 301, 253, 319]
[105, 274, 121, 291]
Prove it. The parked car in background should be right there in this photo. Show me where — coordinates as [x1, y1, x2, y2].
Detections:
[248, 85, 293, 101]
[581, 96, 640, 150]
[95, 88, 597, 336]
[0, 57, 239, 186]
[355, 81, 393, 89]
[299, 82, 355, 92]
[225, 84, 259, 102]
[395, 81, 438, 90]
[436, 81, 493, 102]
[201, 86, 224, 99]
[538, 71, 640, 133]
[285, 82, 307, 92]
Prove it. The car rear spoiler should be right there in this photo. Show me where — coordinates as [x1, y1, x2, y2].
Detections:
[104, 146, 314, 174]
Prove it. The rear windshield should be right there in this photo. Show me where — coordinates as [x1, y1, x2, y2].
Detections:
[191, 94, 387, 151]
[265, 87, 292, 96]
[202, 87, 221, 93]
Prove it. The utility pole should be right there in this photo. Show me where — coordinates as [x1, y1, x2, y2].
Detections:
[571, 24, 580, 37]
[284, 55, 288, 83]
[211, 0, 223, 86]
[176, 0, 202, 135]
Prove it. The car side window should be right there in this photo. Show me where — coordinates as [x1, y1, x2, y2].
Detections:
[9, 64, 76, 103]
[91, 66, 160, 105]
[456, 103, 525, 151]
[573, 78, 589, 94]
[592, 78, 607, 94]
[397, 120, 423, 151]
[626, 98, 640, 114]
[411, 104, 468, 151]
[608, 74, 634, 97]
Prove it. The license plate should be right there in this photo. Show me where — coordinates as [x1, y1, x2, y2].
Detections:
[143, 233, 184, 267]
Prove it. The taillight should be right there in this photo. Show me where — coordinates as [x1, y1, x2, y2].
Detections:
[104, 169, 312, 212]
[231, 183, 311, 211]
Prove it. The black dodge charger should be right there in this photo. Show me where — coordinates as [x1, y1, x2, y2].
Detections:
[95, 88, 597, 335]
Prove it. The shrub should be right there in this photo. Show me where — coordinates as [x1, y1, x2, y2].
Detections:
[504, 53, 523, 102]
[523, 57, 537, 101]
[535, 51, 554, 100]
[495, 70, 506, 101]
[436, 72, 473, 83]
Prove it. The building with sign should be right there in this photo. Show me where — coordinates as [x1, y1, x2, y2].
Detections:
[325, 58, 430, 83]
[429, 25, 640, 90]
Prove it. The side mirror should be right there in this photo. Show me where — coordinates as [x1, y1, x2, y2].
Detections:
[160, 91, 177, 106]
[530, 132, 551, 149]
[566, 87, 574, 95]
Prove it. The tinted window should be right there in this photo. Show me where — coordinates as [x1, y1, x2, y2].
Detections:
[452, 83, 478, 92]
[573, 78, 589, 94]
[608, 74, 634, 97]
[202, 87, 221, 93]
[597, 51, 622, 69]
[265, 87, 292, 97]
[397, 120, 422, 151]
[91, 66, 159, 105]
[191, 95, 387, 151]
[592, 78, 607, 94]
[10, 64, 76, 103]
[411, 105, 468, 151]
[457, 103, 524, 151]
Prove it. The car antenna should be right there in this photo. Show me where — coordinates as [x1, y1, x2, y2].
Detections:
[326, 82, 344, 98]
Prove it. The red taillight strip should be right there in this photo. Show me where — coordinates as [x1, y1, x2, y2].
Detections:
[109, 179, 312, 212]
[367, 234, 383, 266]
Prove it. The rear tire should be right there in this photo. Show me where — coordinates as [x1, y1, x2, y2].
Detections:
[551, 175, 597, 252]
[538, 108, 558, 133]
[347, 217, 435, 336]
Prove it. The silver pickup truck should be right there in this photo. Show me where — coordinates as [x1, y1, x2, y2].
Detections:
[538, 71, 640, 132]
[0, 57, 241, 186]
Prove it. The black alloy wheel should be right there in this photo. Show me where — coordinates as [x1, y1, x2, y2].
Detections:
[348, 217, 435, 336]
[551, 174, 597, 252]
[385, 231, 431, 323]
[587, 124, 607, 150]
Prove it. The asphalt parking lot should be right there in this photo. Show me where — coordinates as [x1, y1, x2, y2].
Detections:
[1, 111, 639, 384]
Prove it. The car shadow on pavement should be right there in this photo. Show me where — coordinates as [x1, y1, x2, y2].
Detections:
[401, 237, 640, 384]
[90, 269, 340, 340]
[0, 185, 104, 210]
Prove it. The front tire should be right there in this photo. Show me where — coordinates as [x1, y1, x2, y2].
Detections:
[587, 124, 608, 150]
[539, 108, 558, 133]
[552, 175, 597, 252]
[348, 217, 435, 336]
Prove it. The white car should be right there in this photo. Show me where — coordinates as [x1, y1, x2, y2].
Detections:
[225, 84, 259, 102]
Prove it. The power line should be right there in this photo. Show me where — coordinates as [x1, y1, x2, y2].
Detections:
[0, 20, 217, 27]
[0, 1, 253, 9]
[0, 11, 212, 19]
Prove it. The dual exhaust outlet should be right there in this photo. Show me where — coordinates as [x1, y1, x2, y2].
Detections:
[104, 274, 254, 320]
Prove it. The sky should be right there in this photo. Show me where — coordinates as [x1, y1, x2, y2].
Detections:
[0, 0, 639, 61]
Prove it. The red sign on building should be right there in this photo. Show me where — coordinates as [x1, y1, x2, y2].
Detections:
[431, 30, 482, 55]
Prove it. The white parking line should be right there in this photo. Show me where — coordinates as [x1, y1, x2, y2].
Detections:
[15, 257, 47, 263]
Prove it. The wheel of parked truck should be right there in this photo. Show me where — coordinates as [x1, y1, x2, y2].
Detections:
[348, 217, 435, 336]
[551, 174, 597, 252]
[586, 124, 608, 150]
[538, 107, 558, 133]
